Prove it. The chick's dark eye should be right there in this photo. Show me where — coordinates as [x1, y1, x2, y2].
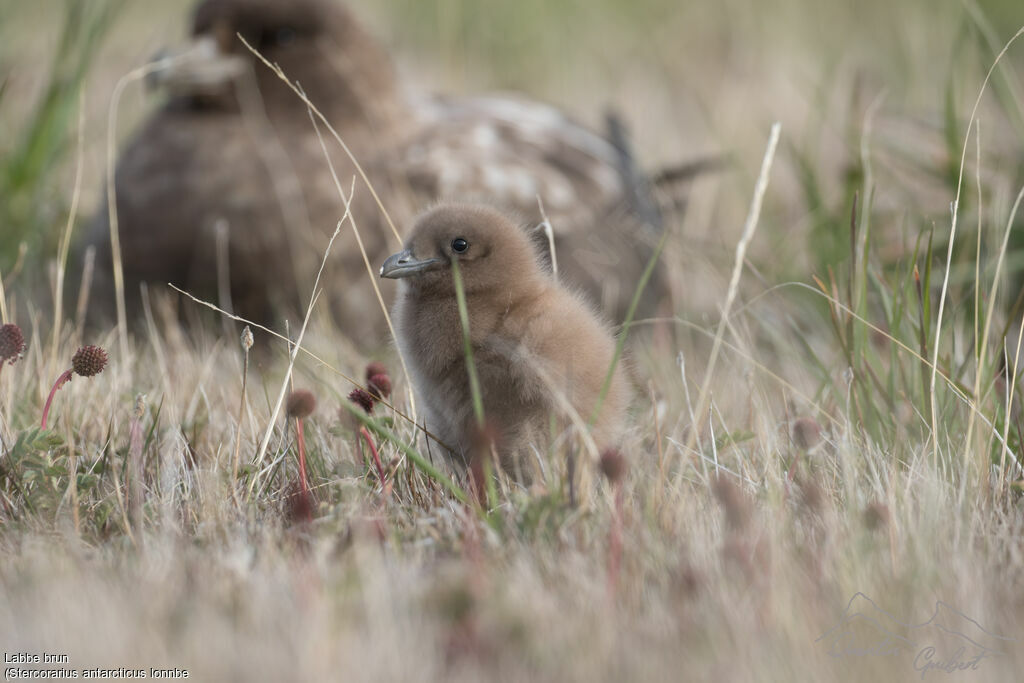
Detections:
[451, 238, 469, 253]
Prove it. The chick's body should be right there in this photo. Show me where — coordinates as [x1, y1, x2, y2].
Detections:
[384, 204, 629, 473]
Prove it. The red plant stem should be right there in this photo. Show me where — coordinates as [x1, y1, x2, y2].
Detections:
[41, 369, 73, 429]
[295, 417, 310, 498]
[469, 453, 487, 509]
[785, 450, 803, 483]
[607, 483, 623, 597]
[359, 425, 387, 485]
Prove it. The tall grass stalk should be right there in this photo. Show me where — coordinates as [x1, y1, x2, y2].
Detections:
[50, 95, 85, 369]
[104, 59, 179, 365]
[450, 259, 485, 427]
[231, 326, 253, 484]
[343, 401, 470, 505]
[683, 122, 780, 457]
[963, 182, 1024, 484]
[931, 24, 1024, 476]
[239, 36, 421, 423]
[250, 220, 343, 491]
[591, 218, 670, 425]
[168, 283, 421, 431]
[0, 0, 118, 271]
[305, 107, 417, 423]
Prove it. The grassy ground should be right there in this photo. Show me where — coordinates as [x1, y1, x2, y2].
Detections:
[2, 1, 1024, 681]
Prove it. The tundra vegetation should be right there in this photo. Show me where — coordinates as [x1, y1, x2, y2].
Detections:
[1, 1, 1023, 681]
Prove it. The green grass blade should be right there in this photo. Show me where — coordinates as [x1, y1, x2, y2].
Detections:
[451, 260, 485, 427]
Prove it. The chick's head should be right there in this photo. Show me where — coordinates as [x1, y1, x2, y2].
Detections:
[380, 204, 545, 296]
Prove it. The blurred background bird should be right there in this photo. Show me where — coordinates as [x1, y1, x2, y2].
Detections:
[382, 203, 629, 479]
[79, 0, 689, 342]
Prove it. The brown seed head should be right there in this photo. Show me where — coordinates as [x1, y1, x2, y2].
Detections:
[348, 388, 375, 414]
[598, 448, 627, 484]
[240, 325, 254, 351]
[863, 500, 890, 531]
[792, 417, 822, 450]
[796, 474, 823, 514]
[286, 389, 317, 419]
[71, 345, 108, 377]
[671, 562, 702, 600]
[367, 373, 392, 401]
[133, 393, 147, 420]
[713, 475, 752, 531]
[284, 479, 314, 525]
[0, 323, 26, 365]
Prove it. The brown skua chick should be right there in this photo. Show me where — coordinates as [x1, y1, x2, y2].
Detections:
[381, 203, 630, 476]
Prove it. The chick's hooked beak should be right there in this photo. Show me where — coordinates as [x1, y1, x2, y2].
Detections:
[146, 34, 247, 96]
[380, 249, 444, 279]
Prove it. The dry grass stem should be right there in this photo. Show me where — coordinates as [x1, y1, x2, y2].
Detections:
[685, 122, 780, 457]
[932, 25, 1024, 471]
